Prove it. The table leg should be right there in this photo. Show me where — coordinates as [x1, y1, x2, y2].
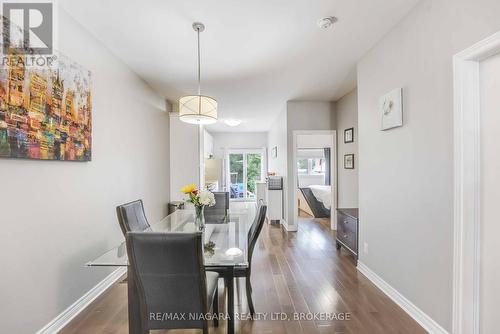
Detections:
[224, 268, 235, 334]
[128, 266, 143, 334]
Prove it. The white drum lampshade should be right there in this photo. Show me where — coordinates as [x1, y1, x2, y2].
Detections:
[179, 22, 218, 125]
[179, 95, 217, 125]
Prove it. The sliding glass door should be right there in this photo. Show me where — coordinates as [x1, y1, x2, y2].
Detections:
[227, 150, 264, 200]
[229, 153, 244, 199]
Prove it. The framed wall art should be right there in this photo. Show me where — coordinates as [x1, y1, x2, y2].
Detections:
[380, 88, 403, 131]
[344, 127, 354, 143]
[344, 154, 354, 169]
[271, 146, 277, 159]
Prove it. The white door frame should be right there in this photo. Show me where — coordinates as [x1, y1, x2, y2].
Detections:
[225, 148, 266, 201]
[453, 30, 500, 334]
[292, 130, 337, 230]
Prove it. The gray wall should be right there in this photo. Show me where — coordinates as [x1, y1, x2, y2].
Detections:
[0, 8, 170, 334]
[479, 52, 500, 334]
[357, 0, 500, 330]
[169, 114, 200, 201]
[267, 108, 287, 177]
[266, 102, 336, 230]
[286, 101, 336, 230]
[212, 132, 268, 158]
[335, 89, 358, 208]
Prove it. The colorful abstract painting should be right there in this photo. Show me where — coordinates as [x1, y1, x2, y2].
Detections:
[0, 52, 92, 161]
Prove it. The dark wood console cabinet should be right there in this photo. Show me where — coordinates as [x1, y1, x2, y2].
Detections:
[336, 208, 359, 261]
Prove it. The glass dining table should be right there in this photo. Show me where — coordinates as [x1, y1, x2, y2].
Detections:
[87, 203, 256, 334]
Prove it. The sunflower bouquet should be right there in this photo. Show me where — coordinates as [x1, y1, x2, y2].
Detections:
[181, 184, 216, 229]
[180, 184, 216, 207]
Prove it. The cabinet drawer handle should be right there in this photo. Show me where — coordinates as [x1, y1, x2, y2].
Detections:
[344, 220, 349, 224]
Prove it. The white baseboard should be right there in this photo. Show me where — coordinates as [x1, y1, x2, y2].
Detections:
[36, 267, 127, 334]
[357, 262, 448, 334]
[281, 220, 298, 232]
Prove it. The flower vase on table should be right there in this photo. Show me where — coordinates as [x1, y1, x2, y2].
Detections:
[195, 205, 205, 230]
[181, 183, 216, 231]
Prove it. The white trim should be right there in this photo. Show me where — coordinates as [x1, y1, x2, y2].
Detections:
[36, 267, 127, 334]
[357, 262, 448, 334]
[453, 30, 500, 334]
[281, 219, 297, 231]
[292, 130, 337, 230]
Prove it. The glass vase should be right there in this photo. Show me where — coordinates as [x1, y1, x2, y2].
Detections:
[195, 205, 205, 230]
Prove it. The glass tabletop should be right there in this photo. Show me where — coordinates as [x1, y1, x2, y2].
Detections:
[86, 204, 256, 268]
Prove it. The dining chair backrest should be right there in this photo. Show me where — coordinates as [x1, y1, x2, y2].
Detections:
[204, 192, 229, 216]
[116, 200, 150, 236]
[247, 204, 267, 266]
[126, 232, 208, 331]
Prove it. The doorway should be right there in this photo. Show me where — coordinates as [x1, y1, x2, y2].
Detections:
[453, 31, 500, 334]
[292, 131, 337, 230]
[225, 149, 265, 201]
[477, 49, 500, 334]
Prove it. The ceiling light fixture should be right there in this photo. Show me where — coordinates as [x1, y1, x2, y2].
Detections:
[224, 119, 242, 127]
[317, 16, 338, 29]
[179, 22, 217, 125]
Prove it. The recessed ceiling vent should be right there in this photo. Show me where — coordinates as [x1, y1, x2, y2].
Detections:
[317, 16, 338, 29]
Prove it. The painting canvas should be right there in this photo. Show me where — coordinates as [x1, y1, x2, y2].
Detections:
[380, 88, 403, 131]
[0, 40, 92, 161]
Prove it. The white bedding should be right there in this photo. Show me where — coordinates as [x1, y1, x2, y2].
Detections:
[309, 185, 332, 209]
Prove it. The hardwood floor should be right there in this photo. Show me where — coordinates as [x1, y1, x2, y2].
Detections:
[298, 210, 331, 230]
[61, 218, 426, 334]
[298, 209, 314, 218]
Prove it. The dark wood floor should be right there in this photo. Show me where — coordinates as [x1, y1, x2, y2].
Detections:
[61, 217, 426, 334]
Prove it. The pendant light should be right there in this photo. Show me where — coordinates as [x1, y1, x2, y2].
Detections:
[179, 22, 218, 125]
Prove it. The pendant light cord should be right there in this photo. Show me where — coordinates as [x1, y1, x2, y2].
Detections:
[197, 27, 201, 95]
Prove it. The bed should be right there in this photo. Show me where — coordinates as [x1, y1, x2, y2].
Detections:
[299, 185, 331, 218]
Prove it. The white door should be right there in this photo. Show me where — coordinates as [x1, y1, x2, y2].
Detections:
[479, 52, 500, 334]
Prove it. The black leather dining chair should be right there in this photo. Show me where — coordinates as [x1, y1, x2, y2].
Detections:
[235, 204, 267, 316]
[204, 192, 229, 223]
[126, 232, 219, 334]
[116, 199, 150, 236]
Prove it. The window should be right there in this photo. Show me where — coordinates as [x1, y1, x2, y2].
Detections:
[297, 159, 308, 174]
[297, 158, 325, 175]
[311, 158, 325, 174]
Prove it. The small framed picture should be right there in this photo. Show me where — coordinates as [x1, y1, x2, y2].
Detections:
[271, 146, 277, 159]
[344, 128, 354, 143]
[344, 154, 354, 169]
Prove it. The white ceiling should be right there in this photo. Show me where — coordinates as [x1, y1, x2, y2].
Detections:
[60, 0, 419, 132]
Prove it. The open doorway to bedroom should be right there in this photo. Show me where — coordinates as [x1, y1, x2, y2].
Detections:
[293, 131, 337, 230]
